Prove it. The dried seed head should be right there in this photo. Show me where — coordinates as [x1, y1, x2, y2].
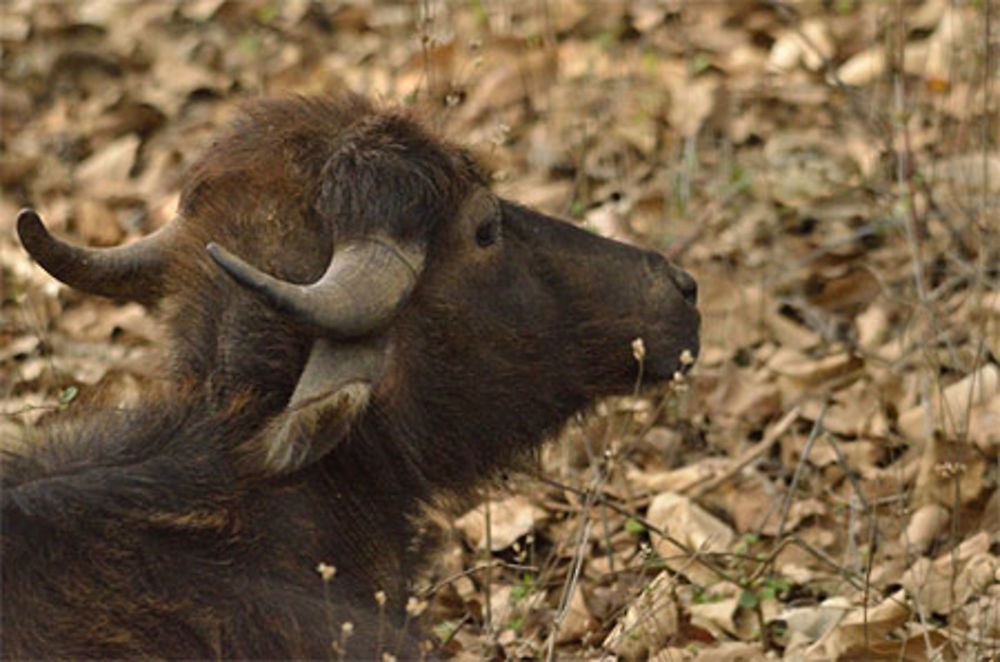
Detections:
[316, 562, 337, 582]
[934, 461, 966, 478]
[670, 370, 690, 392]
[341, 621, 354, 637]
[491, 123, 510, 146]
[631, 337, 646, 362]
[375, 590, 387, 606]
[406, 596, 428, 617]
[680, 348, 695, 366]
[382, 654, 397, 662]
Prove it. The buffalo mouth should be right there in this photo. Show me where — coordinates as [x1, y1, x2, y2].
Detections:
[640, 349, 698, 388]
[635, 316, 701, 387]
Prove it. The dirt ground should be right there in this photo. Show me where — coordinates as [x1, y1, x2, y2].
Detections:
[1, 1, 998, 660]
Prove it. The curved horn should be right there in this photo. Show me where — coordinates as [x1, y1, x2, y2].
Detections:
[16, 207, 178, 304]
[206, 237, 424, 337]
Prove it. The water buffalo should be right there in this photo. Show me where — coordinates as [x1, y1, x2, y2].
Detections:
[5, 94, 700, 658]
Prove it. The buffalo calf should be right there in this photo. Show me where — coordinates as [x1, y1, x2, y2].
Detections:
[6, 95, 700, 658]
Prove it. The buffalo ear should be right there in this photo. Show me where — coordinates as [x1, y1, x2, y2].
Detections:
[243, 381, 371, 476]
[239, 338, 385, 476]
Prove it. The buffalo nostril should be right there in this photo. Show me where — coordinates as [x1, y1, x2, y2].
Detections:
[673, 267, 698, 305]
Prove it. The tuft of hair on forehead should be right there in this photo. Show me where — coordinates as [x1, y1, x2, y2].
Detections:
[179, 94, 368, 217]
[317, 109, 484, 244]
[180, 95, 484, 242]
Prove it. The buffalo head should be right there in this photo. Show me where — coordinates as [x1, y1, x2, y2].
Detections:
[16, 95, 699, 480]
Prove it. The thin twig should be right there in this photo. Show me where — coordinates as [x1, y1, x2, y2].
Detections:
[483, 496, 493, 637]
[690, 406, 801, 499]
[544, 451, 610, 661]
[823, 433, 870, 514]
[775, 402, 827, 541]
[787, 536, 868, 595]
[665, 184, 745, 261]
[420, 561, 538, 599]
[535, 473, 741, 588]
[862, 499, 878, 656]
[543, 519, 590, 662]
[438, 612, 471, 647]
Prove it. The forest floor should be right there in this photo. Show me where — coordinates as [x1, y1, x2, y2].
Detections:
[1, 1, 998, 660]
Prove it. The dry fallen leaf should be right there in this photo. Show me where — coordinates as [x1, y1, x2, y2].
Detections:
[901, 532, 994, 614]
[760, 131, 860, 206]
[903, 502, 951, 556]
[682, 580, 759, 642]
[75, 133, 139, 189]
[649, 646, 696, 662]
[603, 571, 679, 661]
[778, 596, 851, 652]
[767, 20, 834, 74]
[454, 495, 546, 551]
[554, 585, 596, 645]
[646, 492, 734, 586]
[818, 589, 911, 660]
[898, 363, 1000, 443]
[692, 641, 766, 662]
[667, 76, 717, 138]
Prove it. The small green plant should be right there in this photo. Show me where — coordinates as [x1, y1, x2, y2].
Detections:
[433, 620, 457, 640]
[733, 532, 760, 555]
[690, 52, 712, 76]
[834, 0, 856, 15]
[738, 588, 759, 608]
[58, 385, 78, 406]
[692, 587, 727, 604]
[624, 517, 646, 535]
[256, 3, 279, 24]
[510, 574, 534, 602]
[238, 34, 261, 56]
[642, 550, 667, 570]
[756, 576, 790, 602]
[595, 30, 617, 51]
[466, 0, 488, 27]
[729, 164, 753, 193]
[640, 49, 659, 76]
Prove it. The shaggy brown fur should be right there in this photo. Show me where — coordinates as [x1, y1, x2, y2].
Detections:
[164, 95, 483, 411]
[3, 393, 426, 659]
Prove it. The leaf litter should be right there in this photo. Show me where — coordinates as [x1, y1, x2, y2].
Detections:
[1, 1, 997, 660]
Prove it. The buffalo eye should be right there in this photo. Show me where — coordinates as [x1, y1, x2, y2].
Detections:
[475, 219, 500, 247]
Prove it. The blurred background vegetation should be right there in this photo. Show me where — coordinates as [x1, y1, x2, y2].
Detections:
[1, 1, 997, 660]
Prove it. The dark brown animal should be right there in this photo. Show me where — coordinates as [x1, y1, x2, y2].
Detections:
[5, 95, 700, 658]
